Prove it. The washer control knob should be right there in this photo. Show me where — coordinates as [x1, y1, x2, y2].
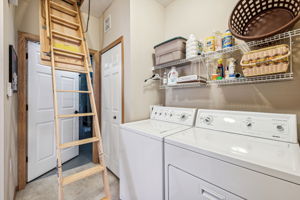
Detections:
[245, 118, 253, 128]
[277, 125, 284, 132]
[246, 122, 252, 128]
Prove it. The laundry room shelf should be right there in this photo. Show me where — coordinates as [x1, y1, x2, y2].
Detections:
[161, 73, 293, 89]
[153, 28, 300, 71]
[160, 81, 207, 89]
[207, 73, 294, 86]
[155, 28, 300, 88]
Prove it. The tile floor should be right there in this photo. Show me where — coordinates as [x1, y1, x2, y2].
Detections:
[16, 162, 119, 200]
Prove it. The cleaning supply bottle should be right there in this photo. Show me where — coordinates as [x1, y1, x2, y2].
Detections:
[186, 34, 199, 59]
[225, 66, 230, 80]
[214, 31, 223, 51]
[222, 30, 234, 49]
[228, 58, 236, 79]
[168, 67, 178, 85]
[216, 58, 224, 79]
[205, 35, 216, 52]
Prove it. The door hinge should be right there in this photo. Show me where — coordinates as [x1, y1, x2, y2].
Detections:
[26, 156, 28, 163]
[26, 52, 28, 60]
[26, 104, 28, 111]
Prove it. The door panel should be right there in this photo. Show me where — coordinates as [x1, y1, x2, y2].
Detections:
[27, 41, 79, 181]
[101, 43, 122, 177]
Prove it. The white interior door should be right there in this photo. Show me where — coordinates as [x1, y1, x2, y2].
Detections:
[27, 41, 79, 181]
[101, 43, 122, 177]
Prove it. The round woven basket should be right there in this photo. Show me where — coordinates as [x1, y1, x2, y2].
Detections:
[229, 0, 300, 41]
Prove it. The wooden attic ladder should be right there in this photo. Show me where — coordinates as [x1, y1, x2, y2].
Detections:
[41, 0, 111, 199]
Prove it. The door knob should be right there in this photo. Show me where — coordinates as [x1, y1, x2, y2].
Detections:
[113, 116, 117, 119]
[74, 110, 79, 114]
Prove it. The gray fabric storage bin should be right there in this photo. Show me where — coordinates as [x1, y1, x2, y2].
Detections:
[154, 37, 186, 65]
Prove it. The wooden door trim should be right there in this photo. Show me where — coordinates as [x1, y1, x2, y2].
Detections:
[93, 36, 125, 163]
[17, 31, 99, 190]
[18, 31, 40, 190]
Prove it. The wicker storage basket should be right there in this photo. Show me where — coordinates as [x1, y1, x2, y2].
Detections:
[229, 0, 300, 41]
[241, 44, 290, 77]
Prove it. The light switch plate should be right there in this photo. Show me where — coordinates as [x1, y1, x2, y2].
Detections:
[8, 0, 18, 6]
[7, 83, 12, 97]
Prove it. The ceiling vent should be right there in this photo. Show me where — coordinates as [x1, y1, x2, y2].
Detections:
[104, 15, 111, 33]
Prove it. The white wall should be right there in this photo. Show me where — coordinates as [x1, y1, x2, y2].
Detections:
[102, 0, 130, 48]
[0, 0, 5, 199]
[15, 0, 39, 35]
[81, 12, 101, 51]
[129, 0, 165, 121]
[164, 0, 238, 40]
[3, 1, 18, 200]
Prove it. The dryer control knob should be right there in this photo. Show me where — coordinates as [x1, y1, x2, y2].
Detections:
[180, 114, 186, 120]
[204, 116, 213, 125]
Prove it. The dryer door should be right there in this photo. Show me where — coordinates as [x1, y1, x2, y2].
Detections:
[168, 166, 243, 200]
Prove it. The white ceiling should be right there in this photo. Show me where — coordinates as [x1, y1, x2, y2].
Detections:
[80, 0, 175, 18]
[80, 0, 113, 18]
[155, 0, 175, 7]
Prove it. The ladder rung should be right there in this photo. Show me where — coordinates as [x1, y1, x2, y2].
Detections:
[57, 113, 95, 118]
[55, 59, 84, 67]
[56, 90, 91, 93]
[55, 66, 88, 73]
[60, 137, 99, 149]
[50, 14, 79, 29]
[62, 165, 105, 186]
[53, 51, 83, 60]
[50, 1, 77, 16]
[53, 47, 85, 57]
[52, 30, 82, 43]
[64, 0, 77, 4]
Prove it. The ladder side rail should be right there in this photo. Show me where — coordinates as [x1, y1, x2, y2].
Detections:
[45, 0, 50, 37]
[47, 1, 64, 199]
[75, 5, 112, 200]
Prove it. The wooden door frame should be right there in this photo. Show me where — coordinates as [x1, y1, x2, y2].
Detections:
[93, 36, 125, 163]
[17, 31, 100, 190]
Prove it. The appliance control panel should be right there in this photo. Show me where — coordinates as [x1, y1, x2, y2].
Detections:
[196, 109, 298, 143]
[151, 106, 197, 126]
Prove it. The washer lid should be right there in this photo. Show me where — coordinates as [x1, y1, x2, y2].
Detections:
[165, 128, 300, 184]
[121, 119, 192, 140]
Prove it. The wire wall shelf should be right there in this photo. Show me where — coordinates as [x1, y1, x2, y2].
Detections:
[161, 73, 293, 89]
[160, 82, 207, 89]
[153, 28, 300, 71]
[154, 29, 299, 88]
[207, 73, 294, 86]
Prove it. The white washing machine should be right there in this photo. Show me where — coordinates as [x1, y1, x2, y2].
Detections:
[120, 106, 197, 200]
[165, 109, 300, 200]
